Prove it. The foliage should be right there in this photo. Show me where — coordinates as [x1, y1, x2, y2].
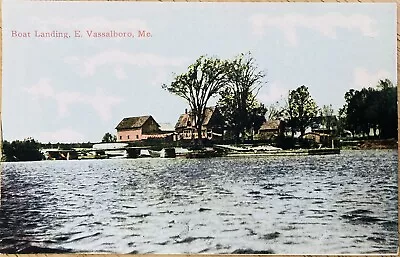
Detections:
[163, 56, 228, 143]
[266, 101, 286, 121]
[40, 142, 94, 150]
[285, 85, 318, 138]
[102, 132, 117, 143]
[2, 138, 44, 162]
[341, 79, 396, 139]
[377, 79, 397, 138]
[335, 107, 348, 137]
[320, 104, 336, 130]
[217, 53, 267, 142]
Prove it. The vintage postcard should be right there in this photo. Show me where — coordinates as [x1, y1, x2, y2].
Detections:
[0, 0, 397, 254]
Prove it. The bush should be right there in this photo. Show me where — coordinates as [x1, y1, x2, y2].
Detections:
[2, 139, 44, 162]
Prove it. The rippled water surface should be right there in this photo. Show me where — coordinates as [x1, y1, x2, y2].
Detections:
[0, 150, 398, 254]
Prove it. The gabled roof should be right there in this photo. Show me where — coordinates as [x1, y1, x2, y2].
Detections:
[116, 115, 159, 130]
[175, 107, 218, 129]
[175, 113, 191, 129]
[259, 120, 282, 131]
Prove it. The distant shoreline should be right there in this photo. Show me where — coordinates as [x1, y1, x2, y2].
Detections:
[340, 139, 397, 150]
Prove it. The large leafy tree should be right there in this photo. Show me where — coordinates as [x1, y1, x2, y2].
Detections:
[342, 79, 396, 139]
[376, 79, 397, 138]
[344, 87, 377, 136]
[217, 53, 266, 142]
[163, 56, 228, 142]
[218, 89, 266, 141]
[286, 85, 318, 138]
[2, 138, 43, 162]
[341, 89, 360, 135]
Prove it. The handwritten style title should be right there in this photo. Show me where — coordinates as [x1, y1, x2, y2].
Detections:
[11, 30, 152, 39]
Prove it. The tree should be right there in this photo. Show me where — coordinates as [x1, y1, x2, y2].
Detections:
[163, 56, 228, 143]
[217, 53, 266, 142]
[376, 79, 397, 139]
[2, 138, 43, 162]
[341, 79, 396, 139]
[218, 89, 266, 141]
[337, 106, 348, 137]
[285, 85, 318, 138]
[343, 88, 373, 137]
[342, 89, 360, 136]
[266, 100, 285, 121]
[102, 132, 116, 143]
[320, 104, 335, 130]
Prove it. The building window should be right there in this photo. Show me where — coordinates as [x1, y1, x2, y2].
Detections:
[119, 136, 122, 140]
[127, 135, 130, 139]
[136, 135, 139, 139]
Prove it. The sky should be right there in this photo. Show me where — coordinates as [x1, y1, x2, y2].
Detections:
[2, 1, 396, 143]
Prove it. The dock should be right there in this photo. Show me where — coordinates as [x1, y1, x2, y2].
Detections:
[214, 145, 340, 158]
[41, 144, 340, 160]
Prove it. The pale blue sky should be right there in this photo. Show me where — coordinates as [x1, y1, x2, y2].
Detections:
[2, 1, 396, 143]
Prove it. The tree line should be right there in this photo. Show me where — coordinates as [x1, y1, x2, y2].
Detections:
[339, 79, 397, 139]
[163, 52, 397, 143]
[1, 140, 96, 162]
[2, 139, 43, 162]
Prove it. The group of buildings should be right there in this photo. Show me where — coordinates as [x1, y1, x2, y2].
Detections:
[115, 107, 334, 146]
[115, 107, 226, 143]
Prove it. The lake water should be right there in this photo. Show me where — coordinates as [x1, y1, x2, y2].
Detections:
[0, 149, 398, 254]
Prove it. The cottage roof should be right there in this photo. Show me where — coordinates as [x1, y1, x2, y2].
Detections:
[259, 120, 281, 131]
[116, 115, 159, 130]
[175, 114, 190, 129]
[175, 107, 217, 129]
